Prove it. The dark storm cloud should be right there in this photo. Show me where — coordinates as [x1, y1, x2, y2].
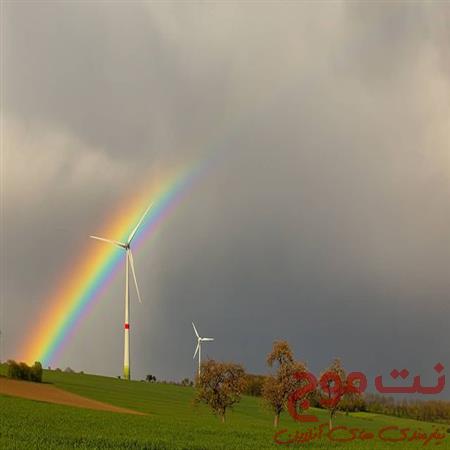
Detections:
[4, 1, 241, 161]
[2, 1, 449, 396]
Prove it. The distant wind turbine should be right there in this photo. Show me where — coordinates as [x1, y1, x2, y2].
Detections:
[192, 322, 214, 378]
[90, 203, 153, 380]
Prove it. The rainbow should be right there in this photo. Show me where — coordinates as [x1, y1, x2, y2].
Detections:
[21, 161, 207, 366]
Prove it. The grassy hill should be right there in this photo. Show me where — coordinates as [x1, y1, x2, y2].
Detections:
[0, 367, 448, 449]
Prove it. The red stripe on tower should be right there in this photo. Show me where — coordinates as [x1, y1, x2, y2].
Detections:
[124, 323, 130, 329]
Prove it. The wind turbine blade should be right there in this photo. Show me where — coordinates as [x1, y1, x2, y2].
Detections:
[128, 250, 142, 304]
[202, 338, 214, 341]
[193, 342, 199, 359]
[128, 202, 154, 244]
[192, 322, 199, 338]
[90, 236, 126, 248]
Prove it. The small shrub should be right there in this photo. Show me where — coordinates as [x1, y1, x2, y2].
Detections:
[180, 378, 192, 387]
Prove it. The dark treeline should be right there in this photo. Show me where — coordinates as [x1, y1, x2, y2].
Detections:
[363, 393, 450, 424]
[310, 391, 450, 424]
[244, 374, 265, 396]
[6, 360, 43, 383]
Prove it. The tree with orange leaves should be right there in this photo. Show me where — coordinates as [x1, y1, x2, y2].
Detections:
[262, 340, 306, 427]
[195, 359, 247, 423]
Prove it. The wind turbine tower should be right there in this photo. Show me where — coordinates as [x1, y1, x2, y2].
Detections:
[90, 203, 153, 380]
[192, 322, 214, 378]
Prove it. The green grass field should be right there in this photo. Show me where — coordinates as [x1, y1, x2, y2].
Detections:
[0, 366, 448, 449]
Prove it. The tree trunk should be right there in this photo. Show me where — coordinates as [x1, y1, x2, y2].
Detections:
[221, 413, 225, 424]
[274, 413, 280, 427]
[329, 417, 333, 431]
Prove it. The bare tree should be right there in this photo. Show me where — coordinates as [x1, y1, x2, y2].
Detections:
[319, 358, 347, 430]
[195, 359, 246, 423]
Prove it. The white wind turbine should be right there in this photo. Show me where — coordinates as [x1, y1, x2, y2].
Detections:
[90, 203, 153, 381]
[192, 322, 214, 378]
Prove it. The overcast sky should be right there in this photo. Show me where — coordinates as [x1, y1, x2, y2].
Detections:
[2, 1, 449, 396]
